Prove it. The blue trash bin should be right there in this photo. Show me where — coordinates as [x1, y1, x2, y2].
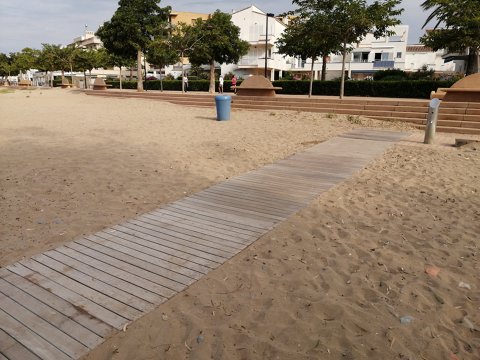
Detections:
[215, 95, 231, 121]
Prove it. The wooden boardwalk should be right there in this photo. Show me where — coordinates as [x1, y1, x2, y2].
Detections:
[0, 129, 408, 359]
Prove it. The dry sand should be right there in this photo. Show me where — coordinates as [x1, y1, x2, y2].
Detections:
[1, 88, 479, 360]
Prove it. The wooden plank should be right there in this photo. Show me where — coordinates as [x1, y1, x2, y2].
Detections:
[81, 234, 206, 281]
[179, 197, 285, 222]
[6, 263, 128, 330]
[0, 269, 113, 339]
[210, 182, 310, 205]
[228, 177, 318, 195]
[0, 278, 102, 350]
[0, 328, 41, 360]
[11, 261, 138, 325]
[165, 204, 268, 233]
[139, 213, 249, 248]
[54, 246, 174, 300]
[204, 185, 305, 208]
[84, 232, 211, 277]
[147, 210, 257, 241]
[0, 307, 71, 360]
[31, 254, 152, 314]
[43, 250, 166, 304]
[221, 180, 317, 200]
[169, 201, 275, 230]
[198, 185, 301, 209]
[65, 241, 198, 290]
[190, 192, 294, 218]
[113, 223, 232, 261]
[127, 218, 242, 255]
[0, 292, 88, 358]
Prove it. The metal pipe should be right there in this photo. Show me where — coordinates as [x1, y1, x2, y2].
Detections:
[265, 13, 274, 78]
[424, 98, 441, 144]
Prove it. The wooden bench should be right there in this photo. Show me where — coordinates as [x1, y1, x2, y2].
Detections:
[236, 75, 282, 97]
[92, 78, 111, 90]
[61, 78, 72, 89]
[18, 79, 31, 88]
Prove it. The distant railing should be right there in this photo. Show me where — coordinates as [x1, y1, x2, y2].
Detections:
[373, 60, 395, 68]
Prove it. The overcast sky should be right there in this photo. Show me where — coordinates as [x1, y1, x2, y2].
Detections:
[0, 0, 429, 54]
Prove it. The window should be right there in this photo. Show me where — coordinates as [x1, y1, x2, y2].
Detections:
[396, 52, 402, 58]
[353, 52, 369, 62]
[374, 53, 382, 61]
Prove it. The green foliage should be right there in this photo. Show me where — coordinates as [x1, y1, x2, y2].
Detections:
[15, 47, 41, 71]
[0, 53, 17, 76]
[421, 0, 480, 74]
[105, 79, 455, 99]
[97, 0, 171, 56]
[96, 0, 171, 90]
[189, 11, 249, 92]
[374, 66, 436, 81]
[373, 69, 408, 81]
[107, 79, 241, 92]
[276, 11, 341, 89]
[272, 80, 455, 98]
[289, 0, 404, 97]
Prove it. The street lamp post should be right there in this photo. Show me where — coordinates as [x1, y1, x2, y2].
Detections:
[265, 13, 274, 79]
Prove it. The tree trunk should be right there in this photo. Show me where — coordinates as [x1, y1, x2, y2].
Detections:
[119, 66, 123, 90]
[50, 71, 54, 87]
[322, 55, 327, 81]
[209, 59, 215, 94]
[160, 65, 164, 92]
[83, 71, 87, 89]
[340, 42, 347, 99]
[137, 49, 143, 92]
[466, 48, 479, 75]
[181, 54, 185, 94]
[308, 57, 316, 98]
[61, 70, 65, 82]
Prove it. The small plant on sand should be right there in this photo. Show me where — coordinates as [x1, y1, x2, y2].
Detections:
[347, 115, 362, 124]
[0, 89, 14, 94]
[325, 113, 335, 119]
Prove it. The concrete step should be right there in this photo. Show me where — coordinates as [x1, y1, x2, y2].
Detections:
[85, 90, 479, 134]
[438, 113, 480, 122]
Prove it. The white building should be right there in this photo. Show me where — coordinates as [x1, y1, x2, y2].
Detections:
[405, 44, 456, 74]
[70, 29, 103, 50]
[221, 5, 294, 80]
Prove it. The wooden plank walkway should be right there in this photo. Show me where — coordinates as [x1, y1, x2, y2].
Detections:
[0, 129, 408, 359]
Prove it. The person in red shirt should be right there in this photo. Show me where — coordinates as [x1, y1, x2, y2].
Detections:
[231, 75, 237, 94]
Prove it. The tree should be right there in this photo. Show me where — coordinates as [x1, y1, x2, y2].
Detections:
[189, 11, 249, 94]
[73, 49, 98, 88]
[168, 22, 202, 93]
[96, 0, 171, 92]
[146, 37, 179, 91]
[57, 45, 78, 82]
[14, 48, 41, 81]
[291, 0, 403, 98]
[421, 0, 480, 74]
[0, 53, 18, 82]
[276, 16, 340, 97]
[38, 44, 62, 86]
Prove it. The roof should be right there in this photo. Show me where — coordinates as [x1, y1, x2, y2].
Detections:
[406, 45, 433, 52]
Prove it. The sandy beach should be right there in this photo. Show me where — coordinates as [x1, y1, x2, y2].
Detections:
[1, 88, 479, 359]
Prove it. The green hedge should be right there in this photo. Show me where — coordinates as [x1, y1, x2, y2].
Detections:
[272, 80, 455, 98]
[106, 80, 242, 92]
[105, 79, 455, 99]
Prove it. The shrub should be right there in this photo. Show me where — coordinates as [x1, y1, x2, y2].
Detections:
[373, 69, 408, 81]
[105, 79, 454, 99]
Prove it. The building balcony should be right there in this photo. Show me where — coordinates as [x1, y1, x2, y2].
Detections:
[373, 60, 395, 68]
